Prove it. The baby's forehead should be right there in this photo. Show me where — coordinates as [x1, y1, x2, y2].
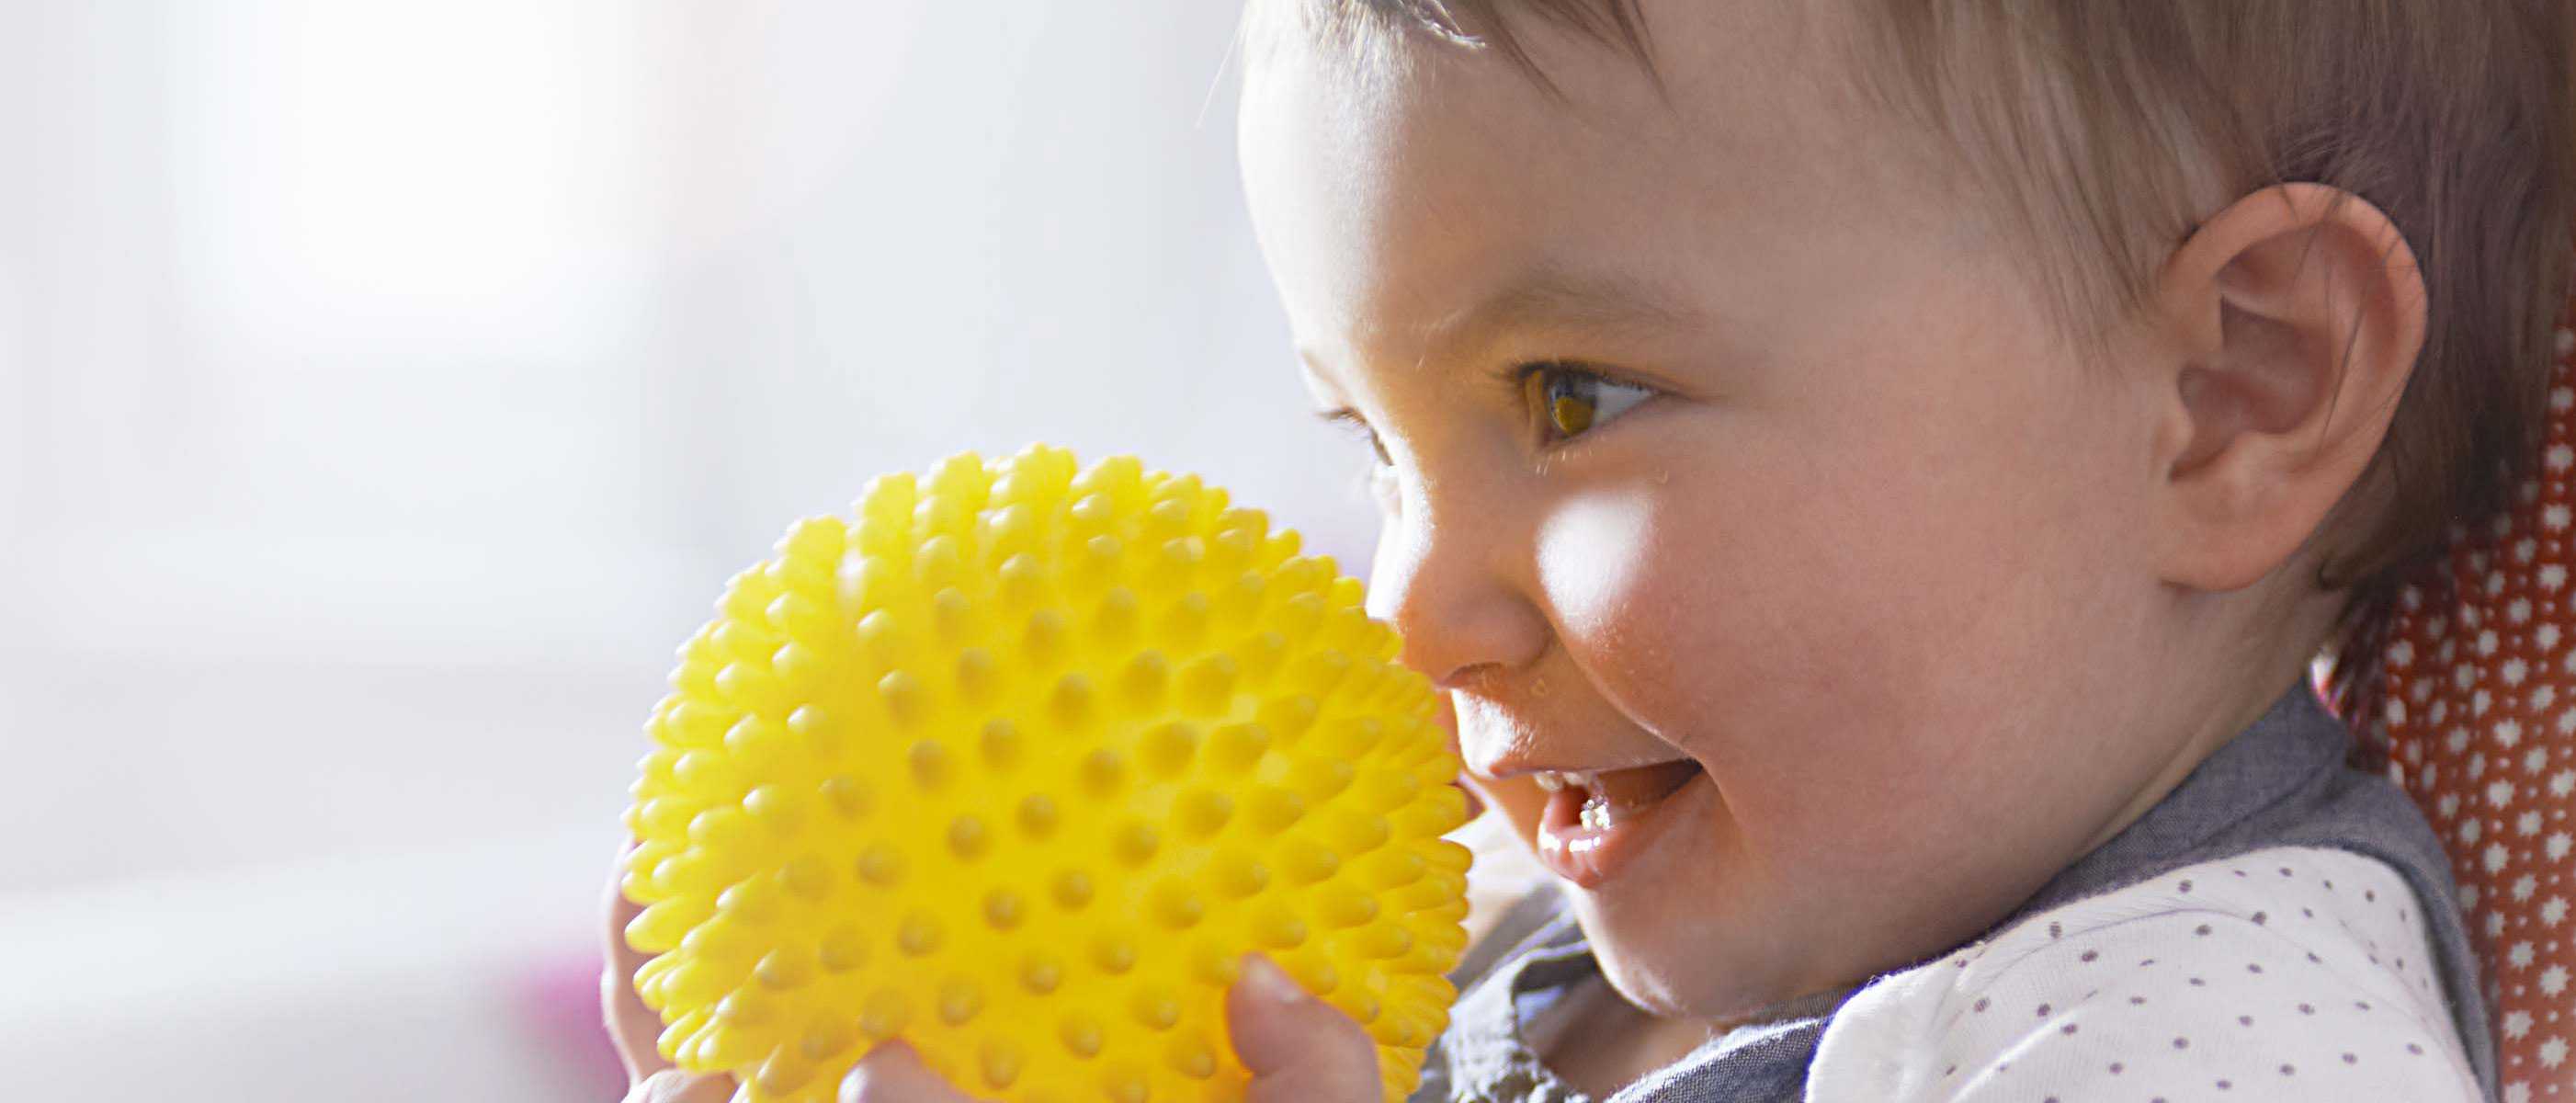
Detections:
[1242, 2, 1962, 353]
[1253, 1, 1936, 224]
[1259, 2, 1881, 131]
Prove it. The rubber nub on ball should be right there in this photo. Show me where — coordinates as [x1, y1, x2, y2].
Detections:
[623, 445, 1472, 1103]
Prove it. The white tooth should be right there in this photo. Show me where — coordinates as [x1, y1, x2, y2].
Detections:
[1572, 769, 1600, 791]
[1533, 770, 1566, 793]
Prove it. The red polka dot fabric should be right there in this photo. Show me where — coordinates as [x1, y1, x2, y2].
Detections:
[2327, 245, 2576, 1101]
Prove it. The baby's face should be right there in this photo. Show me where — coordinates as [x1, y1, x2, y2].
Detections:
[1239, 6, 2219, 1026]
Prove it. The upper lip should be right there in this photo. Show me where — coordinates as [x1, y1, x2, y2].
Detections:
[1456, 699, 1694, 780]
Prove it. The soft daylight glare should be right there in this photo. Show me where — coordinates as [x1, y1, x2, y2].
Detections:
[0, 5, 1366, 1100]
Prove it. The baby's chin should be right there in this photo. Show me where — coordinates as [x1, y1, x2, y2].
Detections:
[1483, 782, 1860, 1021]
[1557, 839, 1858, 1027]
[1578, 902, 1815, 1024]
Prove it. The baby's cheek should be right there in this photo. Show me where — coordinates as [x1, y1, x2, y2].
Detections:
[1530, 481, 1737, 715]
[1536, 476, 2005, 853]
[1537, 492, 1866, 828]
[1533, 483, 1669, 638]
[1534, 474, 1863, 733]
[1768, 711, 2092, 953]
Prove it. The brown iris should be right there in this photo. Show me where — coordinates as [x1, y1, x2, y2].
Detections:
[1525, 364, 1626, 441]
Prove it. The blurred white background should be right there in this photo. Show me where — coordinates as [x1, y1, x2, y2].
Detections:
[0, 3, 1383, 1098]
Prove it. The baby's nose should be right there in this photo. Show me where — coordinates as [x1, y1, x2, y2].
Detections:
[1365, 505, 1551, 690]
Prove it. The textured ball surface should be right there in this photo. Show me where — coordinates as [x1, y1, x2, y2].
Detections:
[620, 445, 1473, 1103]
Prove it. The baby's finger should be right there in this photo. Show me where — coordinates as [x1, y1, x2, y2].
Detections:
[838, 1040, 990, 1103]
[622, 1068, 734, 1103]
[1228, 953, 1383, 1102]
[602, 836, 669, 1083]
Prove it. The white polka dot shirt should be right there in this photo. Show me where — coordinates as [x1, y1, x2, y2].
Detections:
[1808, 846, 2481, 1100]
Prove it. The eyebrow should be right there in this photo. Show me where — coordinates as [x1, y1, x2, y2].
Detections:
[1300, 264, 1702, 378]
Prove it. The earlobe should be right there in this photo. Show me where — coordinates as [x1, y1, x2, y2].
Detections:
[2149, 183, 2427, 594]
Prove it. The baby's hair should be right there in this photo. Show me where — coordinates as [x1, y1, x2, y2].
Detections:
[1249, 0, 2575, 751]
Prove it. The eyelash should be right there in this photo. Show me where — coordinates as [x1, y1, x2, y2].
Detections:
[1318, 359, 1659, 471]
[1322, 408, 1391, 466]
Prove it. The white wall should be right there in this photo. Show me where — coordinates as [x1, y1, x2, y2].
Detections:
[0, 3, 1380, 1099]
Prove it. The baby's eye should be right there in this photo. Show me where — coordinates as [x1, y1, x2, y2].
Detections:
[1522, 362, 1654, 443]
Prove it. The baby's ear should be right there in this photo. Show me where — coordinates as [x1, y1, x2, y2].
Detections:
[2142, 182, 2426, 594]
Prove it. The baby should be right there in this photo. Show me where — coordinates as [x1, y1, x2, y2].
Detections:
[1221, 1, 2571, 1098]
[612, 2, 2572, 1100]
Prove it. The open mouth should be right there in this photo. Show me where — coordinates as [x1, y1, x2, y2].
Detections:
[1532, 756, 1708, 889]
[1534, 758, 1704, 827]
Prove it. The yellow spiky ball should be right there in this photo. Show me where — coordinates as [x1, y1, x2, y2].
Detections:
[619, 445, 1473, 1103]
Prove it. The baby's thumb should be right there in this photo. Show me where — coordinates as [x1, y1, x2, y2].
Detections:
[622, 1069, 734, 1103]
[1226, 954, 1382, 1103]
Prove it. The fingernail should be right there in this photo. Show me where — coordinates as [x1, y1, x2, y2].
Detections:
[1242, 953, 1304, 1005]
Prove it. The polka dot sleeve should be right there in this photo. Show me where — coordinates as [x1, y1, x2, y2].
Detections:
[1808, 846, 2483, 1101]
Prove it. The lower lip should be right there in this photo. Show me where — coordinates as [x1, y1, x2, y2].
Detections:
[1535, 768, 1708, 890]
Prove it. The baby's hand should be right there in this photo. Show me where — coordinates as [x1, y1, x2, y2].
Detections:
[601, 840, 1385, 1102]
[617, 1069, 734, 1103]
